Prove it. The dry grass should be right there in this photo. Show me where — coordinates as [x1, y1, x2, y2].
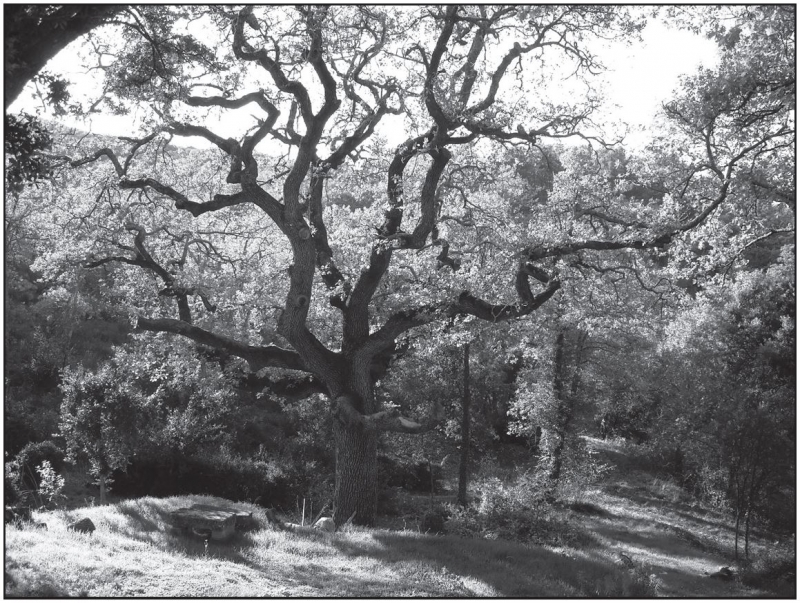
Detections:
[7, 493, 660, 597]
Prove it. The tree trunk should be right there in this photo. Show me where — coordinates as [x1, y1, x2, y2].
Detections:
[733, 472, 744, 560]
[458, 343, 471, 507]
[99, 473, 107, 505]
[332, 421, 377, 526]
[549, 328, 587, 484]
[331, 363, 380, 527]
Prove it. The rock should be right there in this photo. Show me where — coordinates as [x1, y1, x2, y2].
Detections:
[68, 518, 96, 534]
[169, 504, 237, 541]
[709, 566, 735, 581]
[314, 517, 335, 533]
[191, 527, 213, 540]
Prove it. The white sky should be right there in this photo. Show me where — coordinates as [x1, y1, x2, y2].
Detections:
[8, 13, 719, 152]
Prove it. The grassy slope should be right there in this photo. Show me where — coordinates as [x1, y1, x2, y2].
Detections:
[6, 439, 794, 597]
[4, 493, 661, 598]
[565, 437, 794, 598]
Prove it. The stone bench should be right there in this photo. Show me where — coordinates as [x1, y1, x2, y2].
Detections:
[168, 504, 254, 541]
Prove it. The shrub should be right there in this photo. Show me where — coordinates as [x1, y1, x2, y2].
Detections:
[586, 563, 660, 597]
[740, 545, 796, 589]
[5, 472, 23, 506]
[445, 472, 580, 546]
[35, 460, 66, 507]
[12, 440, 65, 492]
[111, 449, 315, 512]
[377, 455, 441, 492]
[4, 411, 40, 457]
[420, 507, 448, 534]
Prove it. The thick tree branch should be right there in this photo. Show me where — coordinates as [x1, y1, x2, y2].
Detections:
[233, 6, 313, 124]
[185, 91, 277, 113]
[136, 316, 309, 372]
[119, 179, 283, 224]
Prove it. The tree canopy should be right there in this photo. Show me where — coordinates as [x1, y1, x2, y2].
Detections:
[7, 5, 794, 525]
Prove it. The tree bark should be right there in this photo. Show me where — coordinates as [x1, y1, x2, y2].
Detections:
[330, 359, 380, 527]
[332, 421, 377, 527]
[549, 328, 587, 484]
[458, 343, 471, 507]
[99, 473, 107, 505]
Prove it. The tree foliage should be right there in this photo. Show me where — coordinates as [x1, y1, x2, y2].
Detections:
[12, 5, 795, 525]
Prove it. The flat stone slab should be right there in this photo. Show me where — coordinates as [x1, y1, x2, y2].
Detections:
[169, 504, 238, 541]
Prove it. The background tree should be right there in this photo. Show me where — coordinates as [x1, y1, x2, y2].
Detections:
[59, 364, 142, 503]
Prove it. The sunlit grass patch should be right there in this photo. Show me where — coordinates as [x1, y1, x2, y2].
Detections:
[5, 490, 789, 597]
[6, 494, 648, 597]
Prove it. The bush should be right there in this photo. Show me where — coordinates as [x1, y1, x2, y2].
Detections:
[585, 563, 660, 597]
[740, 545, 796, 589]
[12, 440, 65, 492]
[420, 509, 447, 534]
[445, 472, 581, 546]
[35, 460, 66, 507]
[377, 455, 442, 492]
[5, 473, 23, 506]
[111, 449, 316, 512]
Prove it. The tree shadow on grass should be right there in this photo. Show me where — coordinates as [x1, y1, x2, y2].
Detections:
[328, 529, 649, 597]
[103, 500, 265, 570]
[116, 504, 161, 532]
[601, 486, 737, 534]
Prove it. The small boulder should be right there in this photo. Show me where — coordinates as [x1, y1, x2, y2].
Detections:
[709, 566, 734, 581]
[68, 517, 96, 534]
[169, 505, 236, 541]
[314, 517, 335, 533]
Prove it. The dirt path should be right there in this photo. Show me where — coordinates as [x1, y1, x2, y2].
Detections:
[572, 436, 769, 597]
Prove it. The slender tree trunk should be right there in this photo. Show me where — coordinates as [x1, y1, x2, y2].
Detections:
[548, 328, 567, 483]
[458, 343, 471, 507]
[733, 472, 745, 560]
[550, 329, 587, 484]
[744, 463, 765, 560]
[99, 473, 107, 505]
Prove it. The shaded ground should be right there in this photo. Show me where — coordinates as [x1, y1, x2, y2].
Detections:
[3, 494, 664, 597]
[5, 439, 794, 597]
[567, 436, 794, 597]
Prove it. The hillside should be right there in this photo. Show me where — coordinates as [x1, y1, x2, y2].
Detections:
[6, 438, 793, 598]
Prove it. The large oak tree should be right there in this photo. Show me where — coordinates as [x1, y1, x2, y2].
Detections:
[39, 5, 793, 524]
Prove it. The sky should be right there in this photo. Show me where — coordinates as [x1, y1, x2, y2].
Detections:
[594, 18, 720, 148]
[8, 11, 719, 152]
